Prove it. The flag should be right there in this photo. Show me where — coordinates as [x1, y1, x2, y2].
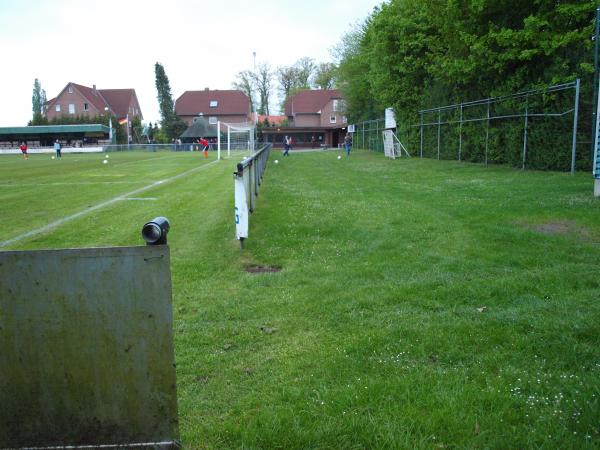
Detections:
[118, 117, 128, 125]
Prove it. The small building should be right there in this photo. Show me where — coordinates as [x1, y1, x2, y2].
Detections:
[45, 82, 143, 124]
[261, 89, 348, 148]
[175, 89, 252, 126]
[179, 116, 218, 143]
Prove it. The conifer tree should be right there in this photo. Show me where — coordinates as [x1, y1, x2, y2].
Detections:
[154, 62, 176, 133]
[31, 78, 46, 125]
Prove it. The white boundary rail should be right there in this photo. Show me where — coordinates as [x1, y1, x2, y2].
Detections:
[233, 143, 272, 247]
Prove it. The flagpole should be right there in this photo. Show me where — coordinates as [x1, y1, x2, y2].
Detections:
[127, 113, 130, 148]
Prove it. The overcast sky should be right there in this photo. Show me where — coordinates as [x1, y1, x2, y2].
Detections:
[0, 0, 381, 126]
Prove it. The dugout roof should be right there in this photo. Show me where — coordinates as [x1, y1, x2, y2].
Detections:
[0, 125, 110, 136]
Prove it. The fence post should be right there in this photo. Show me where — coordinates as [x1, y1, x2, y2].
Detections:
[362, 122, 365, 149]
[522, 96, 529, 170]
[420, 112, 423, 158]
[459, 104, 463, 162]
[571, 78, 580, 175]
[485, 100, 490, 167]
[437, 109, 441, 160]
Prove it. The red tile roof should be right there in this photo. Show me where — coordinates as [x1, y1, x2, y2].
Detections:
[70, 83, 109, 112]
[285, 89, 341, 116]
[175, 90, 250, 116]
[46, 83, 142, 119]
[99, 89, 138, 118]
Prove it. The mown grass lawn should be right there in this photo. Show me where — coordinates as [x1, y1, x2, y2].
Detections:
[2, 149, 600, 449]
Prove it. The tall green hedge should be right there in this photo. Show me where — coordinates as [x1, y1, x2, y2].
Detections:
[338, 0, 596, 171]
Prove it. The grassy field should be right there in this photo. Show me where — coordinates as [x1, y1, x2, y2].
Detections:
[2, 149, 600, 449]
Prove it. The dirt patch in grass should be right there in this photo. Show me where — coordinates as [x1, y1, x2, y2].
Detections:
[245, 265, 282, 274]
[525, 220, 593, 240]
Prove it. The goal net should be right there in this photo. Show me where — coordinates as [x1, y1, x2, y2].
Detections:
[217, 121, 256, 158]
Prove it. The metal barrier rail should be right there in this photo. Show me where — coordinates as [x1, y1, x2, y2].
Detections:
[233, 143, 272, 247]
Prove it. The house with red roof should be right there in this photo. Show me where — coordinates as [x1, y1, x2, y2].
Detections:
[45, 82, 143, 123]
[262, 89, 348, 148]
[175, 89, 252, 126]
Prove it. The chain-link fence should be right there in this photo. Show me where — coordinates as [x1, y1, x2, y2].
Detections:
[352, 80, 589, 172]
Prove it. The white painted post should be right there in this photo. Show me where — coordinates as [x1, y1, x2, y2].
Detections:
[570, 78, 580, 175]
[217, 120, 221, 160]
[227, 124, 231, 157]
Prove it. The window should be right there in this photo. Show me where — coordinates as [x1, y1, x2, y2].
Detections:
[69, 104, 75, 114]
[332, 99, 339, 112]
[330, 115, 337, 124]
[55, 104, 61, 112]
[209, 100, 218, 108]
[342, 116, 347, 123]
[84, 103, 89, 111]
[209, 116, 217, 124]
[68, 86, 73, 93]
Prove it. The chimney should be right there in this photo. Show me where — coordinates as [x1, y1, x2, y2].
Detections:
[93, 84, 97, 95]
[204, 87, 209, 91]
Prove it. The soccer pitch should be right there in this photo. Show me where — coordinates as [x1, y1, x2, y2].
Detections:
[0, 150, 235, 250]
[2, 149, 600, 448]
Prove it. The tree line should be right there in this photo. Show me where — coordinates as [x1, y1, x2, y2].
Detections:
[333, 0, 596, 170]
[336, 0, 594, 122]
[233, 57, 338, 116]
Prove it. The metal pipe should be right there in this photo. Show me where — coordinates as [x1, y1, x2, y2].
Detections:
[571, 78, 580, 174]
[418, 81, 576, 114]
[420, 112, 423, 158]
[522, 97, 529, 170]
[459, 104, 463, 162]
[437, 110, 441, 160]
[418, 110, 573, 128]
[485, 100, 490, 167]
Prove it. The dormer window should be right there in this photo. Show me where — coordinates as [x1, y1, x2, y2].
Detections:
[209, 100, 218, 108]
[68, 86, 73, 93]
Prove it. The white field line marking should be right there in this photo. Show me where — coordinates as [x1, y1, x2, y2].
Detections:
[0, 181, 141, 187]
[1, 160, 220, 248]
[124, 197, 158, 201]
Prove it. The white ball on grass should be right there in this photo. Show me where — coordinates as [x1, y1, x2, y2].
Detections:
[274, 160, 279, 164]
[51, 156, 55, 159]
[337, 155, 342, 160]
[103, 160, 108, 164]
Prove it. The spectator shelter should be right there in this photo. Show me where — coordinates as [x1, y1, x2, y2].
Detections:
[0, 125, 111, 153]
[179, 116, 218, 143]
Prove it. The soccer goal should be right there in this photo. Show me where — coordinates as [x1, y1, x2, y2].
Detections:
[382, 129, 410, 159]
[217, 121, 256, 159]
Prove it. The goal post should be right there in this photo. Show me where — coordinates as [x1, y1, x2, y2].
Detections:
[217, 121, 256, 159]
[382, 129, 410, 159]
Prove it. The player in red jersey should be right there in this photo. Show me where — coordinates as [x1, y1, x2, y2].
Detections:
[199, 137, 209, 158]
[19, 141, 29, 160]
